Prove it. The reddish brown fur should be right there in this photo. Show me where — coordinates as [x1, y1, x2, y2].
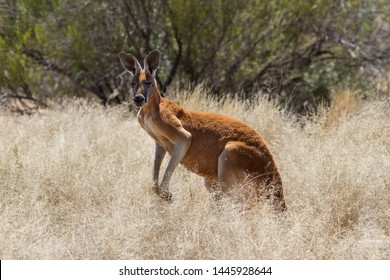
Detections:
[119, 51, 286, 211]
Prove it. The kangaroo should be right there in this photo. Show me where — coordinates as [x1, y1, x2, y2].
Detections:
[119, 50, 286, 211]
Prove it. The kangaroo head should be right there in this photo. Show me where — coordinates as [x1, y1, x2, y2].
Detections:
[118, 50, 160, 107]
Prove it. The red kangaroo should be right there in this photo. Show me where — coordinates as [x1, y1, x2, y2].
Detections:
[119, 50, 286, 211]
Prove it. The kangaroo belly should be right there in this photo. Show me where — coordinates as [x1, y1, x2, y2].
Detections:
[179, 131, 223, 180]
[180, 147, 219, 180]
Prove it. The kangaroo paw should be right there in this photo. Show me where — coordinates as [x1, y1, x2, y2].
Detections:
[160, 191, 173, 203]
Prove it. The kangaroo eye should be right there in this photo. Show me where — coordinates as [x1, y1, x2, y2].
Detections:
[130, 81, 137, 87]
[143, 81, 152, 86]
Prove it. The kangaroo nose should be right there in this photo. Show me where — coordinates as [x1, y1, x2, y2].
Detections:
[133, 95, 145, 106]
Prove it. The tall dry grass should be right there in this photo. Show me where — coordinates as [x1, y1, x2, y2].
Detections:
[0, 88, 389, 259]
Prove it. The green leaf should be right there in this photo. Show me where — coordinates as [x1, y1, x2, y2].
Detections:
[22, 28, 33, 44]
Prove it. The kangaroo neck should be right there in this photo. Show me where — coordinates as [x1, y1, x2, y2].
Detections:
[142, 88, 161, 114]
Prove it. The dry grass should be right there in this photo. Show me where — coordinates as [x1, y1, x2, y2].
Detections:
[0, 88, 389, 259]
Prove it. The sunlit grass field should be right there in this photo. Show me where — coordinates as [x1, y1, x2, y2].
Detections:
[0, 88, 389, 259]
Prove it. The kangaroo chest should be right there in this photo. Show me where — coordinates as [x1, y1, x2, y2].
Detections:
[137, 110, 174, 153]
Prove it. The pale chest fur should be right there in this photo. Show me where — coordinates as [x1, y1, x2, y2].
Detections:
[137, 109, 174, 153]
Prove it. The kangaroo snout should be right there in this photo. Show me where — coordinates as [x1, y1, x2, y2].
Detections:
[133, 95, 145, 107]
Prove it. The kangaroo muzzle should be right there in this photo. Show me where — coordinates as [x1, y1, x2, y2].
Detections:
[133, 94, 145, 107]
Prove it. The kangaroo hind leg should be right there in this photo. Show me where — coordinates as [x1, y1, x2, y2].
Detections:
[217, 142, 259, 210]
[204, 179, 222, 206]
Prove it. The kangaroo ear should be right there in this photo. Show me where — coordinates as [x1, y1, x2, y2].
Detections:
[144, 50, 160, 76]
[118, 52, 142, 76]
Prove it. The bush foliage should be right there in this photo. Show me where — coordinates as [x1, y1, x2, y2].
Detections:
[1, 0, 389, 112]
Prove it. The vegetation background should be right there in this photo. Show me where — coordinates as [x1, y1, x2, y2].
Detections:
[0, 0, 389, 259]
[1, 0, 389, 110]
